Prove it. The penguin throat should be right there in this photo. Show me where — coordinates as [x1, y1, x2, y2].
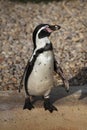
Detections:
[36, 37, 50, 49]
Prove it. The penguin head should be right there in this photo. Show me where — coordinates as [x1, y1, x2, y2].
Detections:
[33, 24, 61, 49]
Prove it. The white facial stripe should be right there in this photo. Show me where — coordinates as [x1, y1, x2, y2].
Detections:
[37, 25, 49, 36]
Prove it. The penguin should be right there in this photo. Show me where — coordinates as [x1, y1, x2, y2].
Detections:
[19, 24, 69, 113]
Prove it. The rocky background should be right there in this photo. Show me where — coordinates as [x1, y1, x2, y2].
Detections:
[0, 0, 87, 90]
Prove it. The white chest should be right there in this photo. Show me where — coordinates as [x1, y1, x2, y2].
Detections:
[34, 51, 54, 77]
[27, 51, 54, 96]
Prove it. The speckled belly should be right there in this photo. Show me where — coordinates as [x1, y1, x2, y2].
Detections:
[27, 51, 54, 96]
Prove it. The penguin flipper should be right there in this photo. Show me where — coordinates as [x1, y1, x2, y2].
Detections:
[18, 58, 31, 93]
[54, 59, 69, 92]
[23, 97, 34, 110]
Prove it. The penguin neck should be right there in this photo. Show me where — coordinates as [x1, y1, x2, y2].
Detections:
[36, 37, 51, 50]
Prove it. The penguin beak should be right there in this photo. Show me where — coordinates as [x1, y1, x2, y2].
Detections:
[50, 25, 61, 31]
[45, 25, 61, 33]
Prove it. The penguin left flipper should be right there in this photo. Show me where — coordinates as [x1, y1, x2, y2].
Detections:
[44, 98, 58, 113]
[54, 59, 69, 92]
[23, 97, 34, 110]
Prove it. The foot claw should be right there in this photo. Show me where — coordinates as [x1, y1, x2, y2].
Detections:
[23, 97, 34, 110]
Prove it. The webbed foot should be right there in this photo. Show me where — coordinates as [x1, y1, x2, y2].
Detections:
[23, 97, 34, 110]
[44, 98, 58, 113]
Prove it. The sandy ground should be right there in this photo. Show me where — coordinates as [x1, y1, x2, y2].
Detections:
[0, 86, 87, 130]
[0, 105, 87, 130]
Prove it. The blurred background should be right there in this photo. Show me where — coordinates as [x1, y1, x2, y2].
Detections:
[0, 0, 87, 90]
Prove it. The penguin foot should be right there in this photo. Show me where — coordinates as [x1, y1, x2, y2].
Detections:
[23, 97, 34, 110]
[44, 98, 58, 113]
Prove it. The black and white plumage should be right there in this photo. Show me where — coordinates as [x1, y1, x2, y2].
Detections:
[19, 24, 69, 113]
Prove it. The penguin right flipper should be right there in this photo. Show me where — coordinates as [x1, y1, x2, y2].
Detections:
[19, 59, 30, 93]
[23, 97, 34, 110]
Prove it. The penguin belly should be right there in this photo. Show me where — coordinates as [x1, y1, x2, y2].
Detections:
[27, 51, 54, 96]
